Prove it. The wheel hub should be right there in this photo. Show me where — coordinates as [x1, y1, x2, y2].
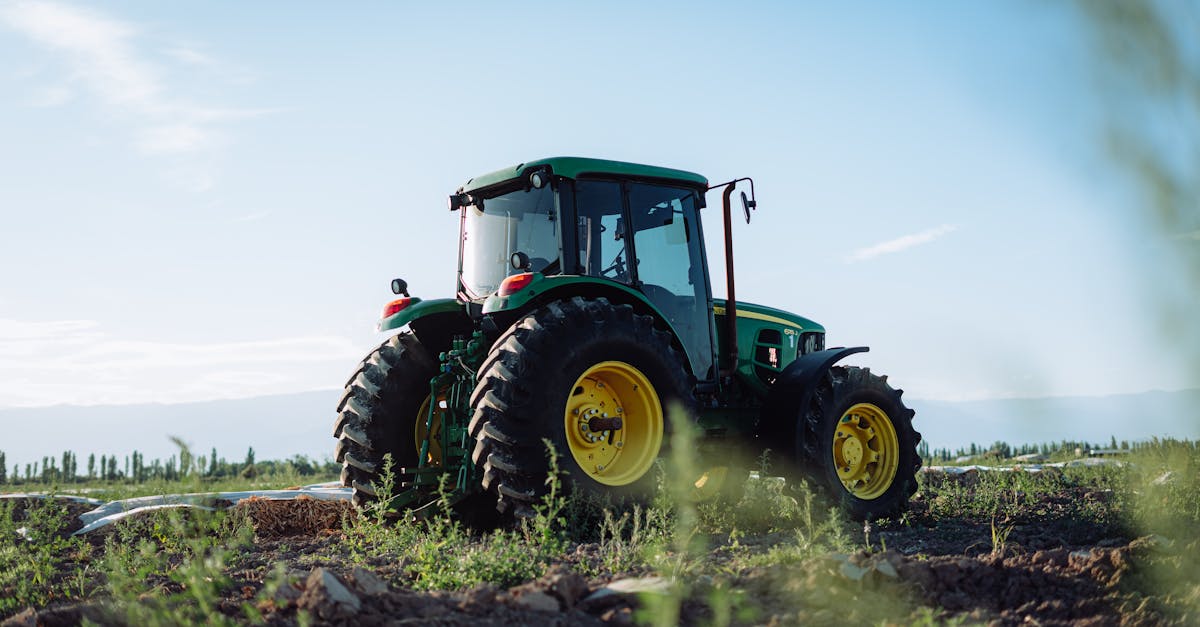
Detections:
[832, 403, 900, 500]
[588, 416, 624, 432]
[564, 361, 663, 486]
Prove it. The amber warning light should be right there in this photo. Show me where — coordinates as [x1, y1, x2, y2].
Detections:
[498, 273, 534, 296]
[382, 297, 411, 318]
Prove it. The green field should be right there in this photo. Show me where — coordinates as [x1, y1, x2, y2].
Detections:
[2, 434, 1197, 626]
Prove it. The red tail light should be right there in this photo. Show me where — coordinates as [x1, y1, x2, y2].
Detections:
[498, 273, 535, 296]
[382, 297, 411, 318]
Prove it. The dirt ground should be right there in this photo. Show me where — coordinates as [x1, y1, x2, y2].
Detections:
[1, 479, 1188, 627]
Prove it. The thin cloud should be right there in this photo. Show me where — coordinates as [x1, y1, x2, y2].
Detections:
[1, 1, 163, 112]
[846, 224, 958, 263]
[0, 318, 102, 342]
[0, 318, 363, 406]
[232, 211, 270, 223]
[163, 45, 218, 69]
[26, 84, 74, 107]
[0, 1, 273, 164]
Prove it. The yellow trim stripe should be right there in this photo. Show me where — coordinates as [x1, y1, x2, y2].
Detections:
[713, 306, 803, 329]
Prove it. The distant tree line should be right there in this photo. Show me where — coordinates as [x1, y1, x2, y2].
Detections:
[919, 436, 1199, 463]
[0, 446, 339, 486]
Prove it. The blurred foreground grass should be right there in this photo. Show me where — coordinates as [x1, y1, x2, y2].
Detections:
[2, 427, 1198, 624]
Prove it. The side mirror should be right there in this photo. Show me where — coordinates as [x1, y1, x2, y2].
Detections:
[740, 191, 757, 224]
[510, 251, 531, 271]
[391, 278, 409, 296]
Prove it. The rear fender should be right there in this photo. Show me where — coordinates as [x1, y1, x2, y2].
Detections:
[759, 346, 869, 457]
[484, 275, 696, 378]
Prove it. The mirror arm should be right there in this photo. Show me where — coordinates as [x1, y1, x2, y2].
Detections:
[707, 177, 757, 379]
[720, 183, 739, 379]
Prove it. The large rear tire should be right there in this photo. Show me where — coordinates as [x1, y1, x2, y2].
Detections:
[333, 333, 437, 509]
[469, 297, 692, 516]
[802, 366, 921, 521]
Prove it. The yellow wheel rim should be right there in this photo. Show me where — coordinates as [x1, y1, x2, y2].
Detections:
[564, 361, 663, 486]
[833, 403, 900, 500]
[415, 394, 446, 466]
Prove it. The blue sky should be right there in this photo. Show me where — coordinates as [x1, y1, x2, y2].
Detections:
[0, 1, 1192, 414]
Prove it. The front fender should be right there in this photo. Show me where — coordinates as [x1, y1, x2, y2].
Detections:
[759, 346, 869, 457]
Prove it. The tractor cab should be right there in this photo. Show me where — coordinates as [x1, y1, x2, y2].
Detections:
[449, 158, 716, 380]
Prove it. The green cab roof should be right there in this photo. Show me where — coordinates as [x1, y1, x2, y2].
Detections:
[459, 156, 708, 193]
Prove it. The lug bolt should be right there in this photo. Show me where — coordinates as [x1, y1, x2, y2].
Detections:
[573, 408, 579, 415]
[596, 465, 605, 472]
[616, 442, 623, 448]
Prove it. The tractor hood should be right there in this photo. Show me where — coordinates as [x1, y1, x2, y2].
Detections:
[712, 298, 824, 333]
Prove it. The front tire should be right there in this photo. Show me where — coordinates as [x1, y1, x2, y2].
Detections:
[333, 333, 437, 508]
[802, 366, 921, 521]
[468, 297, 692, 516]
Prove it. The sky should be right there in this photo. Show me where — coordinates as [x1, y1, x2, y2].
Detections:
[0, 1, 1194, 421]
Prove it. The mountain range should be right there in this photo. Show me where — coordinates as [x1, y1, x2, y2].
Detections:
[0, 388, 1196, 472]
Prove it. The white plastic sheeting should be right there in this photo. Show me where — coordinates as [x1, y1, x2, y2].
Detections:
[73, 503, 220, 535]
[922, 457, 1126, 475]
[2, 482, 351, 536]
[0, 493, 105, 506]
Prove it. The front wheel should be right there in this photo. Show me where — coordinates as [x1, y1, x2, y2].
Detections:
[803, 366, 921, 521]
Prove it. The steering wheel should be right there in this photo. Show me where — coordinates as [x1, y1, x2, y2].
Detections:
[601, 251, 629, 282]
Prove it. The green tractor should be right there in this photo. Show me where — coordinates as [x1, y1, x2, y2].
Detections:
[334, 157, 921, 522]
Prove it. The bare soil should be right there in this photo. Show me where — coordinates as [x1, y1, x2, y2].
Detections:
[2, 480, 1189, 626]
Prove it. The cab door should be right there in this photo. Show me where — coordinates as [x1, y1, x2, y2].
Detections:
[625, 183, 715, 381]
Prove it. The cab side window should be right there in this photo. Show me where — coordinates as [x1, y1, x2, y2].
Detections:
[627, 184, 702, 301]
[575, 180, 631, 283]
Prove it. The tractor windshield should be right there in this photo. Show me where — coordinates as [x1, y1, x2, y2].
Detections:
[459, 184, 559, 298]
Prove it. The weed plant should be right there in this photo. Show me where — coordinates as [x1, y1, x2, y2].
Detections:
[342, 448, 570, 591]
[1116, 439, 1200, 622]
[100, 506, 255, 625]
[0, 496, 86, 613]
